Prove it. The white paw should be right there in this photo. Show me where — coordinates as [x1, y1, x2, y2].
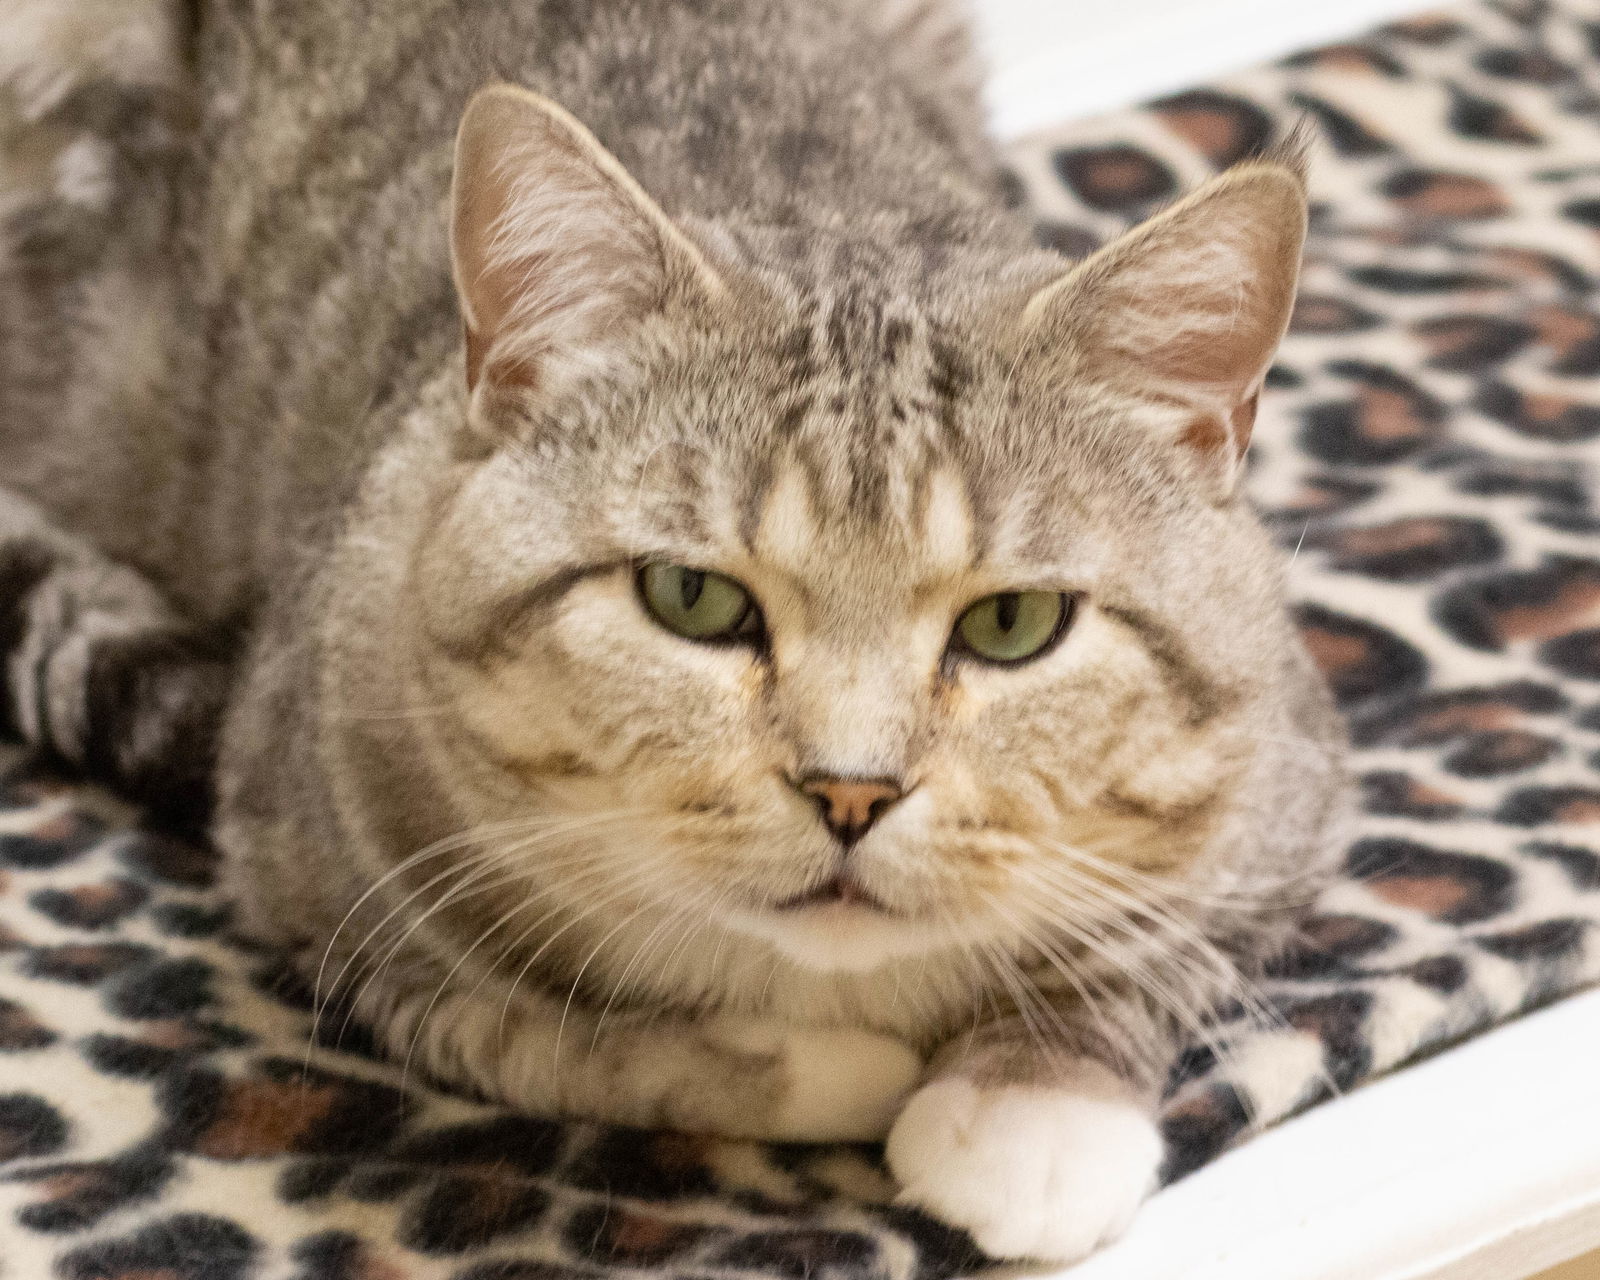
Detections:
[885, 1064, 1162, 1262]
[705, 1020, 924, 1142]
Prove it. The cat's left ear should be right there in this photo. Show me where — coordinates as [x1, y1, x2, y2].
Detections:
[1020, 157, 1306, 498]
[450, 83, 726, 409]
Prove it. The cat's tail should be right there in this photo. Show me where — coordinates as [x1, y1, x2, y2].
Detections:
[0, 489, 232, 836]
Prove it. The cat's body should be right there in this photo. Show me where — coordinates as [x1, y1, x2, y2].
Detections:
[0, 0, 1349, 1260]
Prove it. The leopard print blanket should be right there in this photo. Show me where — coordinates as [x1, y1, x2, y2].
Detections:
[4, 2, 1600, 1276]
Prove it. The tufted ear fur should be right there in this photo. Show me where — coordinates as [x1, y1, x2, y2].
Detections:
[450, 84, 726, 410]
[1022, 156, 1307, 497]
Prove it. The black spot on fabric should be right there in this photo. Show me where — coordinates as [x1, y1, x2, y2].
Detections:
[712, 1228, 881, 1277]
[29, 877, 148, 930]
[1540, 629, 1600, 679]
[1270, 912, 1398, 977]
[80, 1033, 189, 1079]
[1497, 786, 1600, 826]
[287, 1230, 368, 1280]
[1290, 294, 1381, 334]
[1434, 556, 1600, 652]
[149, 900, 231, 937]
[387, 1115, 567, 1179]
[108, 955, 215, 1019]
[1347, 837, 1515, 924]
[1382, 168, 1508, 219]
[1151, 89, 1274, 166]
[1359, 770, 1463, 819]
[24, 941, 154, 985]
[1295, 603, 1428, 710]
[563, 1202, 716, 1266]
[1476, 46, 1565, 81]
[1405, 955, 1470, 994]
[563, 1129, 719, 1200]
[1301, 363, 1444, 465]
[0, 1092, 69, 1158]
[401, 1174, 550, 1254]
[1444, 730, 1560, 777]
[1160, 1083, 1250, 1182]
[1314, 515, 1501, 581]
[1032, 220, 1100, 258]
[1521, 841, 1600, 890]
[1562, 197, 1600, 228]
[1476, 919, 1588, 962]
[1264, 363, 1305, 388]
[878, 1204, 987, 1275]
[1284, 991, 1373, 1087]
[1346, 265, 1505, 293]
[1475, 381, 1600, 443]
[1052, 144, 1176, 213]
[119, 828, 217, 887]
[1269, 476, 1379, 526]
[1453, 458, 1587, 507]
[1448, 84, 1543, 144]
[158, 1060, 407, 1161]
[1288, 92, 1392, 155]
[278, 1157, 356, 1204]
[57, 1212, 258, 1280]
[1413, 315, 1533, 370]
[14, 1148, 173, 1233]
[0, 814, 105, 870]
[0, 995, 56, 1050]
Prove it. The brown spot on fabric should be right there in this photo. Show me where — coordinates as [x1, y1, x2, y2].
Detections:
[191, 1078, 340, 1159]
[1151, 90, 1273, 167]
[1290, 295, 1379, 334]
[1383, 14, 1462, 42]
[1052, 144, 1176, 213]
[1287, 43, 1404, 75]
[1476, 382, 1600, 443]
[1296, 604, 1427, 708]
[1383, 169, 1509, 219]
[0, 996, 55, 1050]
[1316, 515, 1500, 581]
[1348, 837, 1513, 923]
[1413, 315, 1532, 370]
[1368, 873, 1473, 917]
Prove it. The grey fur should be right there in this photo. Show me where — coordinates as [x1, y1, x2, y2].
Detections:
[0, 0, 1347, 1258]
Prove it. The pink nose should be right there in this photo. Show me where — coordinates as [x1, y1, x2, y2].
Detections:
[797, 775, 905, 847]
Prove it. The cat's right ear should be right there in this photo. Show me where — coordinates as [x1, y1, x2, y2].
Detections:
[450, 84, 726, 412]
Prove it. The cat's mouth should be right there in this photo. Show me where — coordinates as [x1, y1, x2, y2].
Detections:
[772, 874, 890, 914]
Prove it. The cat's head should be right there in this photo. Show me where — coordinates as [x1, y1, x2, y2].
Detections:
[400, 85, 1314, 976]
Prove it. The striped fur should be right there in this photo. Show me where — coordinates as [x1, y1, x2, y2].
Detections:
[0, 0, 1347, 1260]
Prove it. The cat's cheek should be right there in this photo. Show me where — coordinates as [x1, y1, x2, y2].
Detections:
[885, 1068, 1162, 1262]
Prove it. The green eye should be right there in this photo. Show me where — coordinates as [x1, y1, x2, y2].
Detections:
[638, 564, 761, 642]
[954, 591, 1072, 664]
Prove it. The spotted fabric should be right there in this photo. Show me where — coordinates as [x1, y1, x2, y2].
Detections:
[5, 1, 1600, 1275]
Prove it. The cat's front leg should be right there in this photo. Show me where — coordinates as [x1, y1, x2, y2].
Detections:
[0, 489, 231, 827]
[886, 1018, 1165, 1262]
[373, 982, 924, 1141]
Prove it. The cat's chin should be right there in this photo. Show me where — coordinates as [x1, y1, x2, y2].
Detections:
[733, 901, 948, 974]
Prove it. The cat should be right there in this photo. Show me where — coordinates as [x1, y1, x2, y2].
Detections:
[0, 0, 1349, 1260]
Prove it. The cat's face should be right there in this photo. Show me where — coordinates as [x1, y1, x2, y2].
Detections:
[400, 86, 1309, 976]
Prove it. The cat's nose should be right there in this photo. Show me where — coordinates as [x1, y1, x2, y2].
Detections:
[796, 774, 905, 847]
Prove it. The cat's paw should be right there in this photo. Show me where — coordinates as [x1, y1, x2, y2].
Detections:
[701, 1020, 924, 1142]
[885, 1064, 1162, 1262]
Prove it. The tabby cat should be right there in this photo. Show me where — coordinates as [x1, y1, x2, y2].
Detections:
[0, 0, 1348, 1259]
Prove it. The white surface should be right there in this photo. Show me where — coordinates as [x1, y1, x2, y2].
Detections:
[971, 0, 1433, 137]
[991, 986, 1600, 1280]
